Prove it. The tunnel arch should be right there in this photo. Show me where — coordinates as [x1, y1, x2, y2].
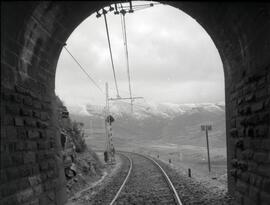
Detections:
[1, 2, 269, 205]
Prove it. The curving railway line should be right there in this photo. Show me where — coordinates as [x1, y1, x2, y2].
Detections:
[108, 152, 182, 205]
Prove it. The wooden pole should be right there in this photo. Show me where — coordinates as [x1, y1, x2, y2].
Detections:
[205, 127, 211, 172]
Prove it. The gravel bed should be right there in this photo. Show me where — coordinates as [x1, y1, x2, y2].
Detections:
[114, 153, 177, 205]
[70, 153, 131, 205]
[154, 158, 235, 205]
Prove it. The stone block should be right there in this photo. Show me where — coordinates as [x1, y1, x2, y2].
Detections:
[251, 101, 264, 112]
[261, 139, 270, 150]
[236, 180, 249, 194]
[6, 167, 20, 180]
[37, 121, 48, 129]
[33, 101, 42, 109]
[14, 117, 24, 126]
[6, 104, 20, 115]
[32, 164, 40, 175]
[16, 188, 34, 203]
[4, 115, 14, 125]
[25, 141, 37, 150]
[238, 98, 244, 105]
[47, 191, 55, 201]
[1, 181, 20, 197]
[235, 139, 244, 149]
[32, 184, 43, 195]
[7, 142, 16, 152]
[11, 153, 24, 165]
[240, 172, 250, 183]
[39, 131, 46, 139]
[230, 128, 238, 138]
[48, 159, 55, 169]
[16, 141, 25, 151]
[20, 108, 31, 116]
[243, 196, 257, 205]
[6, 126, 17, 139]
[260, 113, 269, 123]
[253, 152, 268, 163]
[19, 178, 31, 191]
[37, 142, 47, 150]
[257, 77, 266, 88]
[40, 173, 48, 182]
[246, 115, 259, 126]
[40, 112, 49, 121]
[258, 164, 270, 177]
[24, 152, 36, 164]
[44, 181, 53, 191]
[234, 191, 243, 205]
[242, 149, 254, 160]
[238, 160, 248, 171]
[255, 88, 267, 99]
[17, 128, 27, 140]
[260, 191, 270, 205]
[26, 198, 40, 205]
[1, 154, 12, 168]
[248, 186, 259, 203]
[27, 130, 40, 139]
[248, 161, 258, 172]
[23, 96, 33, 106]
[231, 118, 237, 128]
[15, 86, 27, 94]
[32, 111, 41, 118]
[262, 178, 270, 193]
[0, 170, 8, 183]
[245, 106, 252, 115]
[12, 94, 23, 104]
[245, 93, 255, 102]
[24, 118, 37, 127]
[28, 175, 41, 186]
[255, 125, 268, 137]
[47, 170, 55, 179]
[39, 161, 49, 171]
[20, 165, 33, 177]
[247, 127, 254, 137]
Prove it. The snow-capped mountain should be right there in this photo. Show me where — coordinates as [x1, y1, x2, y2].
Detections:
[69, 101, 226, 149]
[84, 101, 225, 120]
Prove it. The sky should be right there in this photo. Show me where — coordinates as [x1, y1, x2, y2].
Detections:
[55, 1, 224, 109]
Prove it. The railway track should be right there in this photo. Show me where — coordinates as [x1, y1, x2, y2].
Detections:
[110, 152, 182, 205]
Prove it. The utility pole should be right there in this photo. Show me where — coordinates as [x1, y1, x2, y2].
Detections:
[104, 82, 110, 163]
[201, 124, 212, 173]
[104, 82, 116, 164]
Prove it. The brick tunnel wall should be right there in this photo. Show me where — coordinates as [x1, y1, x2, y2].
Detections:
[1, 2, 270, 205]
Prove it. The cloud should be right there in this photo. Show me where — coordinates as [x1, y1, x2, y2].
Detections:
[55, 2, 224, 107]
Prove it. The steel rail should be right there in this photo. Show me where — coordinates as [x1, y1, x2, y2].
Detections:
[109, 153, 133, 205]
[141, 154, 183, 205]
[115, 152, 183, 205]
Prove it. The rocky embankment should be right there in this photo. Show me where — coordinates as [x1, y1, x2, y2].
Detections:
[66, 153, 130, 205]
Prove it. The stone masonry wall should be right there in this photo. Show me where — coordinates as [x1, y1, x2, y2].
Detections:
[1, 2, 66, 205]
[1, 2, 269, 205]
[228, 68, 270, 205]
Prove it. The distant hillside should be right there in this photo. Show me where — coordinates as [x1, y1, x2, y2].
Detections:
[68, 101, 226, 150]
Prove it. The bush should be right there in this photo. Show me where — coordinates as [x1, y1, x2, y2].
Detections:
[68, 121, 87, 153]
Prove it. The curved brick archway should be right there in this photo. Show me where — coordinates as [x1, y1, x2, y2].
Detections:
[1, 2, 270, 205]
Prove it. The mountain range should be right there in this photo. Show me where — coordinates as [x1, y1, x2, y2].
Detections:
[68, 101, 226, 150]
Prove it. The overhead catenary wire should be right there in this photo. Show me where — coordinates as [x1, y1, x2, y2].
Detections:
[103, 11, 121, 98]
[120, 5, 133, 111]
[63, 46, 104, 94]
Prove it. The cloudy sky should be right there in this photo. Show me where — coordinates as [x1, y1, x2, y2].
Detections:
[55, 1, 224, 108]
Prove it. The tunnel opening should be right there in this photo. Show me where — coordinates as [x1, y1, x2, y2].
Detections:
[55, 0, 228, 196]
[1, 1, 269, 205]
